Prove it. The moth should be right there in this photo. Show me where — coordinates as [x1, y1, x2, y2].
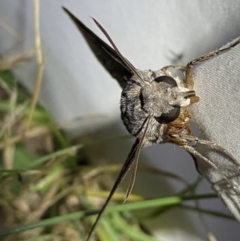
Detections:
[63, 7, 240, 241]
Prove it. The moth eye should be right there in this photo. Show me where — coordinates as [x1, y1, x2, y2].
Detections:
[154, 75, 177, 87]
[154, 75, 180, 123]
[155, 106, 180, 123]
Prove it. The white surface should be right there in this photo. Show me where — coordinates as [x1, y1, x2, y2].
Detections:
[190, 39, 240, 222]
[1, 1, 240, 240]
[1, 0, 240, 132]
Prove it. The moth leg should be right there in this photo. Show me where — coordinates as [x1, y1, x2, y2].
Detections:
[182, 144, 239, 195]
[186, 37, 240, 89]
[179, 134, 240, 167]
[214, 173, 240, 196]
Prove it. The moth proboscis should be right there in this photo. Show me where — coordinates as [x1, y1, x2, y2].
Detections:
[63, 7, 240, 241]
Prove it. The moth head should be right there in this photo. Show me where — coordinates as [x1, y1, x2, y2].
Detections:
[141, 74, 195, 124]
[154, 76, 180, 123]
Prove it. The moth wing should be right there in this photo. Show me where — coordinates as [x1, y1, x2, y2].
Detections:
[63, 8, 133, 88]
[189, 37, 240, 221]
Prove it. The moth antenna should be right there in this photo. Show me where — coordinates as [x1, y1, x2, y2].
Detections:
[124, 117, 150, 202]
[124, 150, 140, 203]
[86, 116, 151, 241]
[183, 145, 239, 195]
[91, 17, 146, 85]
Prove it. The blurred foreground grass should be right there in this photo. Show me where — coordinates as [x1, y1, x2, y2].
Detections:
[0, 67, 170, 241]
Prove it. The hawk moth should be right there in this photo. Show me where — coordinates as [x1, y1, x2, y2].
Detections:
[63, 7, 240, 241]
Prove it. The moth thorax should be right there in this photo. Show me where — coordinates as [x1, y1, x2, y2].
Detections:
[141, 81, 178, 119]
